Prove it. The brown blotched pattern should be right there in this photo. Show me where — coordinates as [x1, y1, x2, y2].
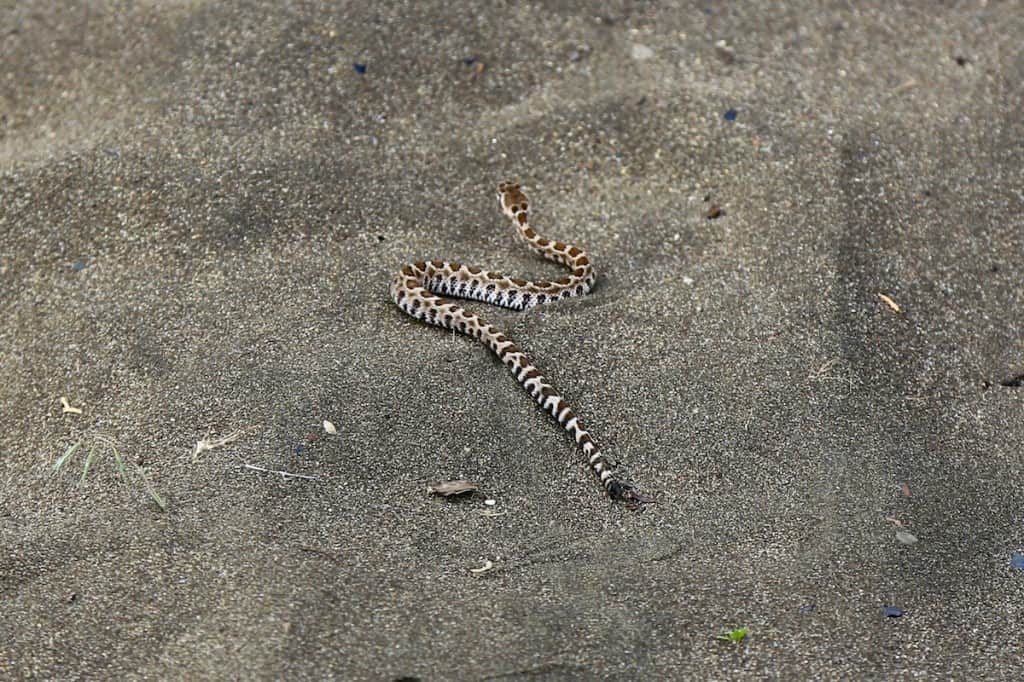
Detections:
[390, 182, 641, 503]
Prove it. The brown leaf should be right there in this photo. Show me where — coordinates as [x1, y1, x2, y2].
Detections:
[877, 292, 901, 313]
[427, 479, 478, 497]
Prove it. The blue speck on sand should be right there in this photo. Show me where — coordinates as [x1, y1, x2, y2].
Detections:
[72, 259, 88, 271]
[353, 63, 367, 74]
[883, 606, 904, 618]
[724, 109, 738, 122]
[1011, 553, 1024, 570]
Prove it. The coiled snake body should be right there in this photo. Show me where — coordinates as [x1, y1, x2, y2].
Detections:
[390, 182, 643, 504]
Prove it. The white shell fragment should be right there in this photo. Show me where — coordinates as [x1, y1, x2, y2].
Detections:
[469, 560, 495, 574]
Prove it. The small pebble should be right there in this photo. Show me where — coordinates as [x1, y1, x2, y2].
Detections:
[484, 499, 496, 506]
[631, 44, 654, 61]
[895, 530, 918, 545]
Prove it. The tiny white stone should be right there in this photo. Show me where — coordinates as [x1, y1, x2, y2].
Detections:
[484, 499, 496, 506]
[323, 420, 337, 434]
[631, 44, 654, 61]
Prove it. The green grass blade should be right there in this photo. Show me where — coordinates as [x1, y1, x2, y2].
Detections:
[53, 440, 82, 474]
[145, 483, 168, 512]
[79, 445, 97, 485]
[109, 444, 131, 485]
[134, 464, 167, 512]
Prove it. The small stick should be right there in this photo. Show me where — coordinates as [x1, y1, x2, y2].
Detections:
[242, 463, 319, 481]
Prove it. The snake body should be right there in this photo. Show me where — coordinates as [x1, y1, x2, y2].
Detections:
[390, 182, 640, 503]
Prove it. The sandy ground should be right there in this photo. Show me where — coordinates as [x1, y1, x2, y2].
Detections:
[2, 2, 1023, 679]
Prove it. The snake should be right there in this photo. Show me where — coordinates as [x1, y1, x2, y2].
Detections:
[390, 181, 646, 504]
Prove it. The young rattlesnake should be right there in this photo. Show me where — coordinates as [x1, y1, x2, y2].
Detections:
[390, 182, 645, 504]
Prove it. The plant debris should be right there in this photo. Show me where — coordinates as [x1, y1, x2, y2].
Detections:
[877, 292, 901, 313]
[242, 463, 319, 481]
[193, 430, 242, 461]
[54, 433, 166, 511]
[717, 627, 748, 644]
[469, 559, 495, 574]
[60, 397, 82, 415]
[426, 479, 478, 497]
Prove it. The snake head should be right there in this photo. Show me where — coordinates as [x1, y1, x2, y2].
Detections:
[497, 181, 529, 222]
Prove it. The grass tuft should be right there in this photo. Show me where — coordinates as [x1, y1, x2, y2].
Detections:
[53, 434, 166, 511]
[717, 627, 749, 644]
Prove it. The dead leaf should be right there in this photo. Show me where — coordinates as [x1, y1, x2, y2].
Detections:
[426, 479, 478, 497]
[878, 292, 901, 313]
[60, 397, 82, 415]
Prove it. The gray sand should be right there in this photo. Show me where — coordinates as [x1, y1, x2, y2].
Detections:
[2, 2, 1022, 679]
